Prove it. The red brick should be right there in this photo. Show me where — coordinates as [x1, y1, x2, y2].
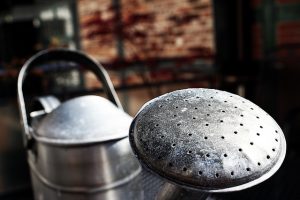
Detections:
[78, 0, 215, 63]
[277, 21, 300, 45]
[252, 23, 263, 59]
[251, 0, 262, 8]
[276, 21, 300, 63]
[277, 0, 300, 4]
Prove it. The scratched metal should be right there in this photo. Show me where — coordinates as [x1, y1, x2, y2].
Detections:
[35, 95, 132, 145]
[129, 88, 286, 192]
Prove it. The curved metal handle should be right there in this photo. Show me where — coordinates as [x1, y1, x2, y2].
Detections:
[17, 48, 122, 145]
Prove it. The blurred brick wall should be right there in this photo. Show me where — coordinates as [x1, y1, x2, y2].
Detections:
[276, 21, 300, 64]
[252, 23, 263, 59]
[78, 0, 118, 62]
[78, 0, 215, 63]
[277, 21, 300, 46]
[250, 0, 300, 60]
[277, 0, 300, 3]
[251, 0, 262, 8]
[121, 0, 215, 61]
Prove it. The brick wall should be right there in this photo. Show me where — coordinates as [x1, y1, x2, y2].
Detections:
[251, 0, 262, 8]
[121, 0, 215, 61]
[277, 21, 300, 45]
[276, 21, 300, 60]
[78, 0, 118, 62]
[78, 0, 215, 63]
[252, 23, 263, 59]
[277, 0, 300, 4]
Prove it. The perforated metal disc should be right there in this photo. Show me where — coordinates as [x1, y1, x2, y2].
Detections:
[129, 88, 286, 192]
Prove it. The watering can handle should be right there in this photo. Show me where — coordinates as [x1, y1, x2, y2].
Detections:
[17, 48, 123, 146]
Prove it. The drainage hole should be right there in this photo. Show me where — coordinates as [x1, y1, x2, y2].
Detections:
[204, 136, 208, 140]
[275, 130, 278, 133]
[231, 171, 234, 176]
[239, 148, 243, 152]
[221, 136, 225, 139]
[205, 124, 209, 126]
[256, 116, 260, 119]
[267, 155, 270, 159]
[207, 114, 210, 116]
[272, 148, 275, 152]
[155, 124, 159, 127]
[177, 123, 181, 126]
[208, 104, 211, 106]
[188, 133, 192, 136]
[257, 133, 260, 136]
[224, 101, 227, 103]
[168, 163, 173, 167]
[206, 154, 210, 157]
[198, 171, 203, 175]
[196, 96, 200, 99]
[250, 142, 254, 145]
[215, 173, 219, 178]
[158, 156, 162, 159]
[258, 162, 261, 166]
[173, 114, 177, 117]
[275, 138, 278, 142]
[251, 108, 254, 110]
[246, 168, 251, 171]
[222, 110, 225, 113]
[175, 106, 178, 109]
[234, 131, 238, 134]
[159, 105, 162, 108]
[210, 97, 213, 99]
[172, 143, 176, 147]
[188, 150, 192, 154]
[193, 117, 196, 119]
[260, 126, 263, 129]
[224, 153, 228, 157]
[161, 136, 165, 138]
[234, 106, 238, 108]
[183, 167, 187, 171]
[240, 123, 244, 126]
[240, 114, 244, 117]
[220, 120, 224, 123]
[194, 107, 198, 110]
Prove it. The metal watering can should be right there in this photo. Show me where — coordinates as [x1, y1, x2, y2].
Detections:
[17, 49, 141, 200]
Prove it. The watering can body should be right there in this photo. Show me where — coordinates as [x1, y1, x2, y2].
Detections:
[17, 49, 141, 200]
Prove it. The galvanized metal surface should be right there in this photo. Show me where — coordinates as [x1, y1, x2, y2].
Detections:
[17, 49, 141, 200]
[28, 137, 141, 193]
[34, 95, 132, 145]
[30, 167, 164, 200]
[27, 96, 141, 198]
[17, 48, 123, 147]
[129, 88, 286, 192]
[30, 96, 61, 118]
